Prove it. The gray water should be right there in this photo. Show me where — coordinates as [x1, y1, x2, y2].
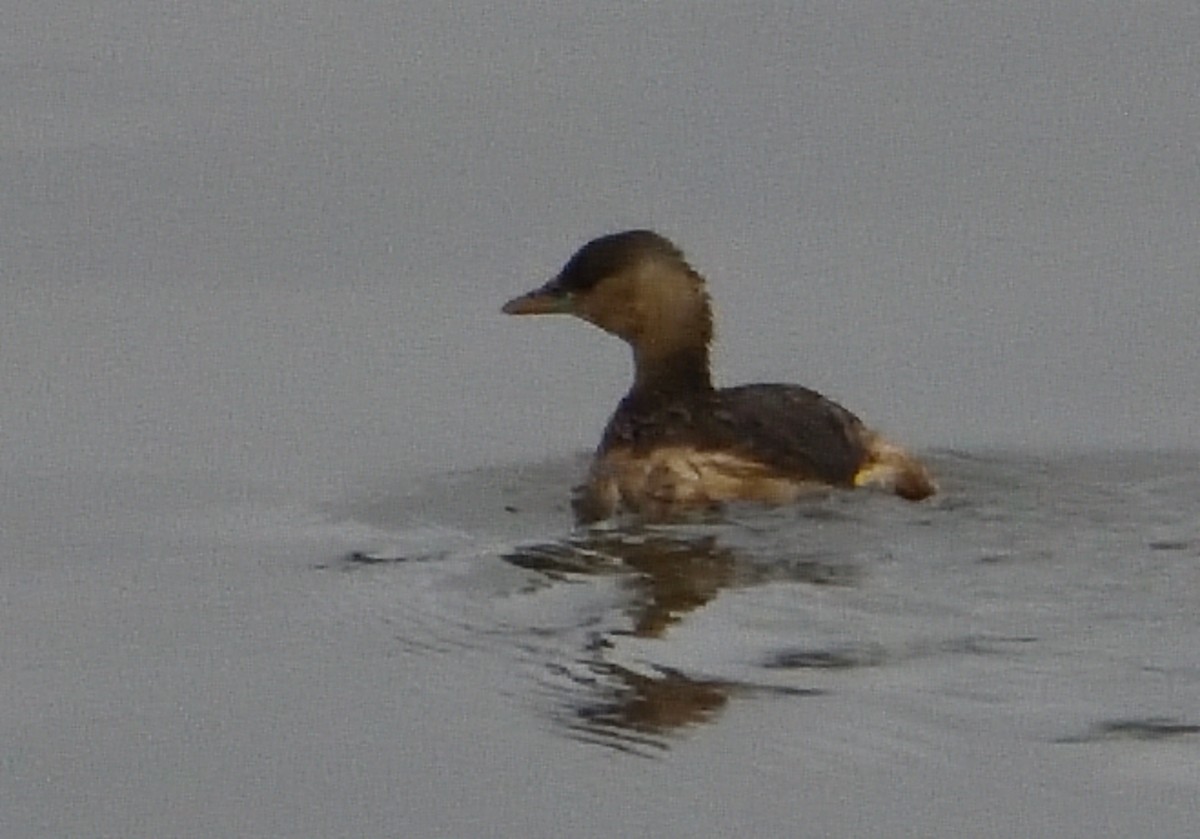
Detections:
[6, 450, 1199, 837]
[4, 2, 1199, 837]
[339, 449, 1200, 759]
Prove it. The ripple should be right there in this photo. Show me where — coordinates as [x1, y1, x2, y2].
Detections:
[1147, 538, 1195, 552]
[763, 643, 888, 670]
[1058, 718, 1200, 744]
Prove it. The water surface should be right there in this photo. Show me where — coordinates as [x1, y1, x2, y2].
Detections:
[4, 2, 1199, 835]
[332, 450, 1200, 757]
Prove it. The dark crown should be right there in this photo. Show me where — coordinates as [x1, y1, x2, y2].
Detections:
[552, 230, 686, 293]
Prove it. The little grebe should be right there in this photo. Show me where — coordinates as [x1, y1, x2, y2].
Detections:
[503, 230, 935, 522]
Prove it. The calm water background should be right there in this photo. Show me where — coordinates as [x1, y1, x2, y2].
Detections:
[3, 3, 1198, 837]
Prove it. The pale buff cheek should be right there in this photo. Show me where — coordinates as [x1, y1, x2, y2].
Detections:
[575, 276, 645, 341]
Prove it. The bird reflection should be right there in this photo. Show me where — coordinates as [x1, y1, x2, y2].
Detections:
[504, 530, 737, 637]
[503, 529, 839, 751]
[504, 531, 735, 750]
[564, 663, 731, 754]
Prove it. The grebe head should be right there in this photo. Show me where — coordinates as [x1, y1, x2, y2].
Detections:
[502, 230, 713, 353]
